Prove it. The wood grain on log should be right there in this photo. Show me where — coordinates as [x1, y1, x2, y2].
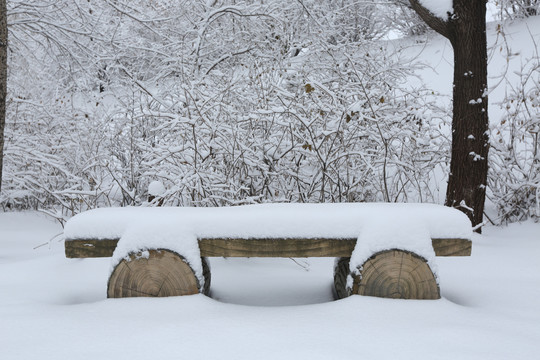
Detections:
[65, 237, 471, 258]
[333, 257, 351, 300]
[107, 249, 201, 298]
[352, 249, 440, 300]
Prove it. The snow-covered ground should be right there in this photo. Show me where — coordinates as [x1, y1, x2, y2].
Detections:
[1, 211, 539, 359]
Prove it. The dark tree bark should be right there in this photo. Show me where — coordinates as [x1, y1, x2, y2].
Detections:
[409, 0, 489, 232]
[0, 0, 6, 195]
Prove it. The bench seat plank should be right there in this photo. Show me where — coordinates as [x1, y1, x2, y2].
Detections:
[65, 237, 471, 258]
[199, 238, 357, 257]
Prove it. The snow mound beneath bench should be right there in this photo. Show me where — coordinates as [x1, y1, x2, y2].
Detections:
[64, 203, 472, 292]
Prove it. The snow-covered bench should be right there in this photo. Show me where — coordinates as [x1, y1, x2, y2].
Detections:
[64, 203, 472, 300]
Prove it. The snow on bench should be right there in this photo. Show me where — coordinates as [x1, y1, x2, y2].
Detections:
[63, 203, 472, 300]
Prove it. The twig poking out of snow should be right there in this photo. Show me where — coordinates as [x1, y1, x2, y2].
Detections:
[33, 232, 65, 250]
[289, 258, 310, 271]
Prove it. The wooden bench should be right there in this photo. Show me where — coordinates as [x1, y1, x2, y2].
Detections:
[64, 204, 472, 300]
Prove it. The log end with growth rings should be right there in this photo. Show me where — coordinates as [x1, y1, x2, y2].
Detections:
[335, 249, 440, 300]
[107, 249, 210, 298]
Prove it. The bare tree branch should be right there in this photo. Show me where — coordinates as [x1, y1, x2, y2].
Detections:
[408, 0, 452, 39]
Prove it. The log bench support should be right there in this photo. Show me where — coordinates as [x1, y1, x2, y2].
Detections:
[66, 237, 470, 301]
[107, 250, 211, 298]
[334, 251, 440, 300]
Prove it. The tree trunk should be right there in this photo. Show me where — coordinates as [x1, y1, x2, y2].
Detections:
[445, 1, 489, 232]
[409, 0, 489, 232]
[0, 0, 7, 195]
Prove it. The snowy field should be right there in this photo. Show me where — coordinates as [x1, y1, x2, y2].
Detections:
[1, 211, 539, 360]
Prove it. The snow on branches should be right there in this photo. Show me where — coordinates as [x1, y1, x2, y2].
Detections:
[1, 1, 450, 215]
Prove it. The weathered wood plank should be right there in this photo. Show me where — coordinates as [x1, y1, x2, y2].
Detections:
[431, 238, 472, 256]
[65, 237, 472, 258]
[65, 239, 118, 258]
[198, 238, 358, 257]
